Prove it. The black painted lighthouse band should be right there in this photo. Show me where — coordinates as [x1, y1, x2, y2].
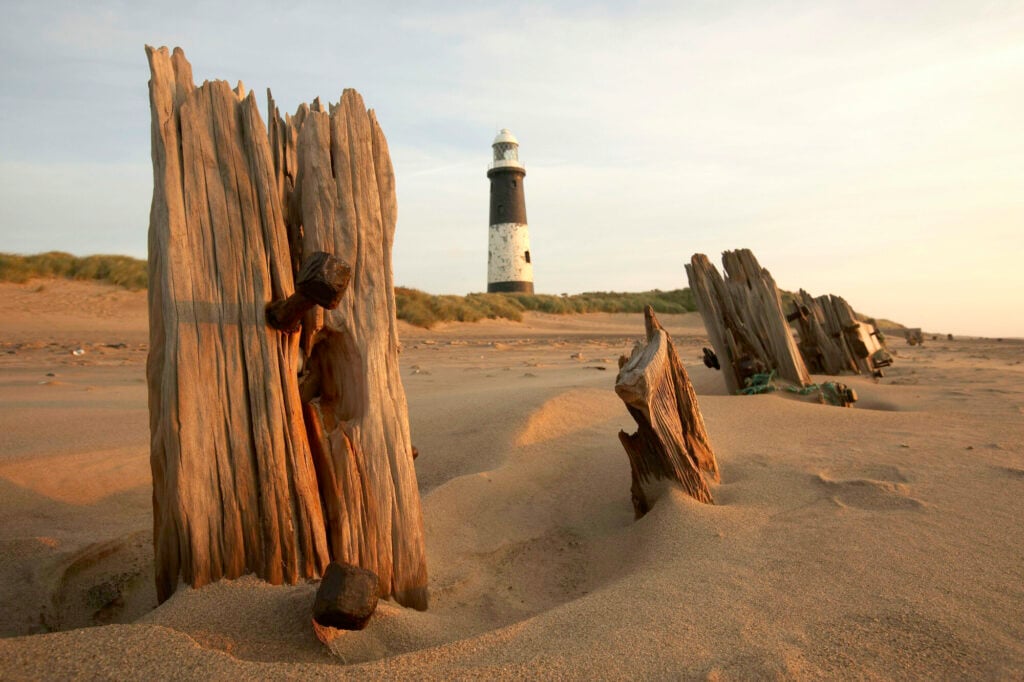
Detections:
[488, 167, 527, 226]
[488, 280, 534, 293]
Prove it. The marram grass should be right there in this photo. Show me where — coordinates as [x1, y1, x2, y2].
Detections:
[395, 287, 697, 328]
[3, 252, 898, 330]
[0, 252, 698, 329]
[0, 252, 148, 290]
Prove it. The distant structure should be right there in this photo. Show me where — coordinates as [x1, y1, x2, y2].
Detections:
[487, 129, 533, 293]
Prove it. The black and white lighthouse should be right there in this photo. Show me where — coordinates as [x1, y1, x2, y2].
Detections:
[487, 129, 534, 293]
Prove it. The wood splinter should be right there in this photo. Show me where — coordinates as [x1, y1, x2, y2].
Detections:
[266, 251, 352, 333]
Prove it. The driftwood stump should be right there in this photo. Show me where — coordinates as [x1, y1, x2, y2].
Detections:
[789, 290, 851, 375]
[685, 249, 811, 394]
[145, 46, 427, 609]
[803, 293, 890, 377]
[904, 328, 924, 346]
[615, 307, 719, 516]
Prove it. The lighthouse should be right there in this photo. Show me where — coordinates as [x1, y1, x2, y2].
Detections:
[487, 129, 534, 293]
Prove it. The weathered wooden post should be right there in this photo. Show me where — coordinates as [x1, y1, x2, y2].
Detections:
[904, 328, 924, 346]
[685, 249, 811, 394]
[146, 46, 428, 610]
[615, 307, 720, 516]
[268, 85, 428, 610]
[789, 290, 850, 375]
[811, 293, 891, 377]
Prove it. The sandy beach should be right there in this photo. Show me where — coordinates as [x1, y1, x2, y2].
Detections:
[0, 278, 1021, 679]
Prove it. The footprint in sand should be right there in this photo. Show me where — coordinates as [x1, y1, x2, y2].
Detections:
[46, 530, 155, 632]
[813, 474, 923, 511]
[995, 466, 1024, 480]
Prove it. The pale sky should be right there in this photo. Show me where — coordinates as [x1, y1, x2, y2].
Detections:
[1, 1, 1022, 336]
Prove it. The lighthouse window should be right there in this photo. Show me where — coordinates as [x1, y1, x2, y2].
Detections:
[511, 180, 516, 188]
[524, 250, 531, 263]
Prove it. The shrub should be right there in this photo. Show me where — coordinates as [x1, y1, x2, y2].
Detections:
[2, 253, 894, 331]
[0, 252, 148, 290]
[393, 287, 697, 328]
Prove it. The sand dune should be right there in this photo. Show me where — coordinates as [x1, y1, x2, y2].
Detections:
[0, 279, 1022, 678]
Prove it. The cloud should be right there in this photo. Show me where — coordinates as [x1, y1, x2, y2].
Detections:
[0, 1, 1022, 334]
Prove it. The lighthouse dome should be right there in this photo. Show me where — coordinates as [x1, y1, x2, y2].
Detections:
[492, 128, 519, 146]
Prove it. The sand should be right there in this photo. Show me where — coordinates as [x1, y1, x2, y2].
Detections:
[0, 278, 1021, 679]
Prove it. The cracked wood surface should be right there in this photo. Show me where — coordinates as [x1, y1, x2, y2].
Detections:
[615, 307, 719, 515]
[146, 46, 426, 609]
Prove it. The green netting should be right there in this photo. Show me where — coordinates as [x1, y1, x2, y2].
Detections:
[741, 371, 854, 407]
[741, 370, 778, 395]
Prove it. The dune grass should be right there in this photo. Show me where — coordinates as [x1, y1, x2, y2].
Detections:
[0, 253, 697, 327]
[1, 252, 898, 330]
[395, 287, 696, 328]
[0, 252, 148, 290]
[395, 288, 526, 327]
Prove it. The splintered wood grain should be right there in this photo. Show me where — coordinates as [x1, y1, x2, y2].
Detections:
[815, 293, 859, 372]
[795, 289, 852, 375]
[616, 307, 718, 515]
[721, 249, 810, 388]
[810, 293, 886, 375]
[148, 47, 427, 610]
[271, 90, 428, 610]
[146, 45, 328, 603]
[267, 91, 302, 275]
[686, 249, 811, 394]
[830, 294, 883, 375]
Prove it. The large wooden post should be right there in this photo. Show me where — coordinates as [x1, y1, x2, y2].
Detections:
[269, 90, 428, 610]
[145, 46, 427, 609]
[685, 249, 811, 394]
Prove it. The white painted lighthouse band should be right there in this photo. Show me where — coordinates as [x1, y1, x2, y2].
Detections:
[487, 129, 534, 293]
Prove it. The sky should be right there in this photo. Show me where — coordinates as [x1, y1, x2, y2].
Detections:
[1, 1, 1022, 337]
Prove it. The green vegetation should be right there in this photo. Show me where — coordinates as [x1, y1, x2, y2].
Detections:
[2, 251, 898, 330]
[0, 252, 148, 290]
[396, 288, 524, 327]
[0, 252, 698, 328]
[395, 287, 696, 328]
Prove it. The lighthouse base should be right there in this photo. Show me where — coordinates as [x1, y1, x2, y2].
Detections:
[487, 281, 534, 294]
